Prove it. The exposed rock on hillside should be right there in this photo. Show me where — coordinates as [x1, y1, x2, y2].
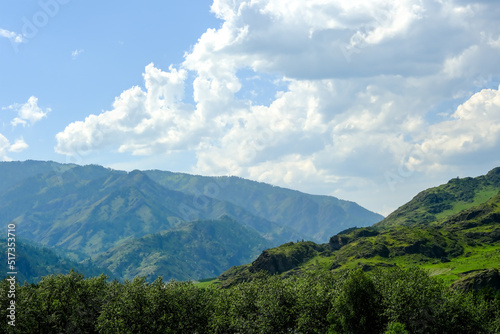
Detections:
[451, 268, 500, 292]
[249, 242, 325, 275]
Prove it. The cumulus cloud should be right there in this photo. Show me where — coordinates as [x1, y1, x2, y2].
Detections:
[0, 134, 28, 161]
[55, 0, 500, 212]
[0, 28, 23, 44]
[9, 138, 29, 152]
[55, 64, 201, 156]
[410, 85, 500, 170]
[6, 96, 50, 127]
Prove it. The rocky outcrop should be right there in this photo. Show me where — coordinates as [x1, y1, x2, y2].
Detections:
[392, 240, 447, 258]
[248, 242, 324, 275]
[328, 235, 351, 251]
[328, 228, 379, 251]
[465, 228, 500, 243]
[451, 268, 500, 292]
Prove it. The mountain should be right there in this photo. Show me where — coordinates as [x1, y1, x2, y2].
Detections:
[91, 216, 272, 281]
[0, 160, 381, 282]
[0, 165, 293, 259]
[217, 167, 500, 288]
[1, 238, 113, 284]
[144, 169, 384, 242]
[0, 160, 76, 193]
[376, 167, 500, 228]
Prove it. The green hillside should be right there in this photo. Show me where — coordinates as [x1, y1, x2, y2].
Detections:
[92, 216, 272, 281]
[0, 166, 297, 257]
[1, 164, 499, 333]
[217, 168, 500, 288]
[377, 167, 500, 228]
[1, 238, 113, 284]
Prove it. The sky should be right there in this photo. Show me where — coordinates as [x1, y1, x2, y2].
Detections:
[1, 0, 500, 216]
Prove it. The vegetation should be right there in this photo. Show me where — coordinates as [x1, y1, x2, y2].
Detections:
[1, 267, 498, 333]
[1, 238, 113, 284]
[217, 171, 500, 287]
[1, 162, 500, 331]
[91, 216, 272, 282]
[377, 167, 500, 228]
[145, 169, 383, 242]
[0, 160, 381, 283]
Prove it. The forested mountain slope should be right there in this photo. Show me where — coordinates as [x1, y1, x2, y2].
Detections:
[92, 216, 272, 281]
[145, 170, 384, 242]
[0, 160, 381, 282]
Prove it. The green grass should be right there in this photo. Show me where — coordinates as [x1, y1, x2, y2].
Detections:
[301, 253, 334, 270]
[435, 187, 499, 221]
[420, 244, 500, 285]
[194, 277, 218, 288]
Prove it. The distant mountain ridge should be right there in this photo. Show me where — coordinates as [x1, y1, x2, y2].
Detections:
[0, 160, 382, 282]
[144, 169, 382, 242]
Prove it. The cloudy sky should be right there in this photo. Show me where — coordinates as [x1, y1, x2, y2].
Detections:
[1, 0, 500, 215]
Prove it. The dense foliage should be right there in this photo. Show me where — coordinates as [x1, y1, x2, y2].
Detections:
[1, 267, 498, 333]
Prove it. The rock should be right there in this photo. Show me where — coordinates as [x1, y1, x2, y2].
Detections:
[465, 228, 500, 243]
[393, 240, 447, 258]
[248, 242, 324, 275]
[328, 235, 351, 251]
[451, 268, 500, 292]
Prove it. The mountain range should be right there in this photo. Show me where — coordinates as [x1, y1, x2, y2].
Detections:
[0, 160, 383, 283]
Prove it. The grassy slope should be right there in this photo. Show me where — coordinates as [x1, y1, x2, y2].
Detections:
[322, 190, 499, 283]
[216, 168, 500, 287]
[376, 167, 500, 228]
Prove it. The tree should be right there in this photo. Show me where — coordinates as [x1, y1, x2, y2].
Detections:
[328, 269, 385, 334]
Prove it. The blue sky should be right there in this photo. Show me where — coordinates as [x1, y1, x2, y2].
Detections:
[1, 0, 500, 215]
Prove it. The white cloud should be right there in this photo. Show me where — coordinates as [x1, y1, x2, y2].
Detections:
[71, 49, 84, 59]
[55, 64, 201, 156]
[411, 85, 500, 171]
[0, 134, 28, 161]
[6, 96, 50, 127]
[0, 134, 11, 161]
[55, 0, 500, 213]
[9, 138, 29, 153]
[488, 35, 500, 49]
[0, 28, 23, 44]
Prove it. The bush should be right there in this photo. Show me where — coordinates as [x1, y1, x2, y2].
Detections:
[385, 322, 409, 334]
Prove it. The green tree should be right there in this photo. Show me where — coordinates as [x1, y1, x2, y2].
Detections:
[385, 321, 409, 334]
[15, 271, 107, 333]
[328, 269, 385, 334]
[98, 277, 212, 333]
[254, 275, 298, 333]
[97, 277, 150, 333]
[372, 266, 490, 334]
[295, 270, 344, 334]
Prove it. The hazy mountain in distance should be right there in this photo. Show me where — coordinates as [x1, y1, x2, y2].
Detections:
[0, 160, 384, 281]
[145, 170, 384, 242]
